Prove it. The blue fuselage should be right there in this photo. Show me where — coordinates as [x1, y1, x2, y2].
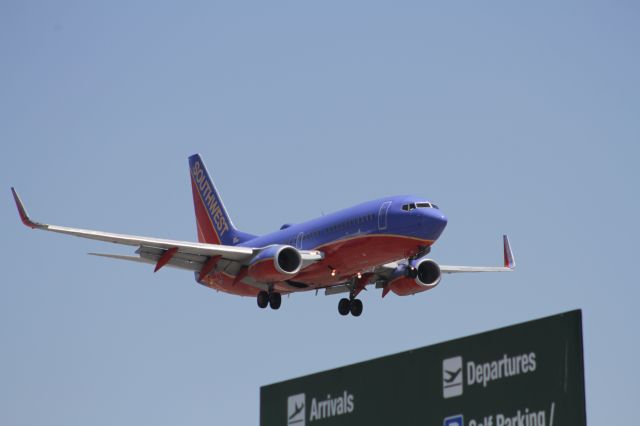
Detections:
[239, 195, 448, 252]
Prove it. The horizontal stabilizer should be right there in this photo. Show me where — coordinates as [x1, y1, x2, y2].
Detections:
[88, 252, 153, 264]
[88, 252, 205, 272]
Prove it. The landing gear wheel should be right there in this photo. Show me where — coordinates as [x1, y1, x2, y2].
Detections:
[350, 299, 363, 317]
[338, 298, 351, 316]
[257, 291, 269, 309]
[269, 292, 282, 310]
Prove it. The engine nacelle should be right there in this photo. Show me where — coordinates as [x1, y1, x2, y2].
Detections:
[387, 258, 441, 296]
[247, 245, 302, 282]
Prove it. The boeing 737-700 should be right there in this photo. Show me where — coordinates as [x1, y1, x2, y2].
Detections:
[12, 154, 514, 316]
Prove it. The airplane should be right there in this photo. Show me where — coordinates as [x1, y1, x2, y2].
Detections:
[11, 154, 515, 317]
[288, 403, 304, 421]
[443, 368, 463, 384]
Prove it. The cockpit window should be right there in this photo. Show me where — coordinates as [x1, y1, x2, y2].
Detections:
[403, 201, 439, 211]
[401, 203, 416, 211]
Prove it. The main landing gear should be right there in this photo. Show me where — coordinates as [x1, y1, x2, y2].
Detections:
[257, 290, 281, 310]
[338, 296, 363, 317]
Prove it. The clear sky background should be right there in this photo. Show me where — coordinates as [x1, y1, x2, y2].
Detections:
[1, 1, 638, 425]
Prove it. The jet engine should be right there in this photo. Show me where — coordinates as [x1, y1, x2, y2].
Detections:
[386, 257, 441, 296]
[247, 245, 302, 282]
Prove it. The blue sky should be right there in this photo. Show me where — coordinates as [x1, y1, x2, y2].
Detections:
[1, 1, 638, 424]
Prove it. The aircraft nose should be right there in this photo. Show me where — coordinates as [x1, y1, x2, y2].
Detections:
[424, 209, 448, 239]
[433, 210, 448, 231]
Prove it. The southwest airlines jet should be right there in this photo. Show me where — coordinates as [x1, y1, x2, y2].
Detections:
[12, 154, 514, 316]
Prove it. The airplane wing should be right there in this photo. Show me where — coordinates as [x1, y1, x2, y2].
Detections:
[323, 235, 514, 296]
[439, 235, 515, 273]
[11, 188, 322, 275]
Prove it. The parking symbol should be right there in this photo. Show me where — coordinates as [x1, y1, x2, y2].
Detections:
[444, 414, 464, 426]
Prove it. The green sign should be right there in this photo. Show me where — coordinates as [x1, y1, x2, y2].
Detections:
[261, 310, 586, 426]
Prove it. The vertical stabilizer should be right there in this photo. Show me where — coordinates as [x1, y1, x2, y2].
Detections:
[188, 154, 254, 246]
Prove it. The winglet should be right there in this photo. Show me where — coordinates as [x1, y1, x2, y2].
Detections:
[503, 234, 515, 269]
[11, 188, 43, 229]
